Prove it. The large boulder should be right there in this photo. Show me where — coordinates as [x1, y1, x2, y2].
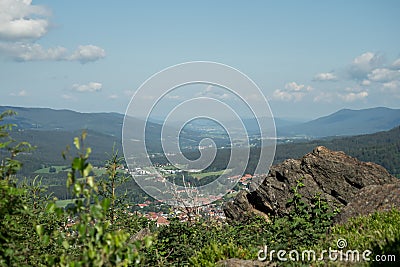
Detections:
[224, 146, 398, 222]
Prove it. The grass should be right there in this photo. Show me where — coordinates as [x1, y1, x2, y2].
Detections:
[55, 198, 81, 208]
[311, 209, 400, 266]
[191, 169, 231, 179]
[34, 165, 69, 174]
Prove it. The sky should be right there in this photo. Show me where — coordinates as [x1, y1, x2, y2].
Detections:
[0, 0, 400, 120]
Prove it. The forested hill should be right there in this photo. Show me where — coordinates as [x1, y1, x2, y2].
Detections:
[279, 107, 400, 137]
[0, 106, 124, 137]
[275, 125, 400, 177]
[2, 105, 400, 140]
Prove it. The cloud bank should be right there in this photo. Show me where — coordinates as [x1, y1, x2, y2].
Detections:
[0, 0, 105, 63]
[72, 82, 102, 93]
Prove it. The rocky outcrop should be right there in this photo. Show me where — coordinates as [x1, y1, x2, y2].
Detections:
[224, 146, 398, 222]
[334, 183, 400, 224]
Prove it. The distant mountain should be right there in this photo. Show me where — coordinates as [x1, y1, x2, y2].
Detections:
[0, 106, 124, 137]
[2, 105, 400, 144]
[279, 107, 400, 137]
[0, 106, 218, 153]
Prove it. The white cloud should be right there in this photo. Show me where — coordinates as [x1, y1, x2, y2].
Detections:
[353, 52, 375, 65]
[368, 68, 400, 82]
[392, 58, 400, 69]
[313, 92, 334, 103]
[361, 79, 371, 86]
[0, 1, 105, 63]
[61, 94, 74, 100]
[273, 82, 312, 102]
[273, 89, 292, 101]
[68, 45, 106, 64]
[273, 89, 305, 102]
[124, 89, 135, 96]
[195, 84, 234, 100]
[9, 89, 28, 97]
[344, 87, 364, 93]
[381, 81, 400, 98]
[285, 82, 303, 91]
[108, 94, 118, 99]
[0, 42, 105, 63]
[339, 91, 368, 102]
[383, 80, 400, 91]
[72, 82, 102, 93]
[0, 42, 67, 61]
[205, 84, 213, 92]
[0, 0, 50, 41]
[313, 72, 337, 81]
[348, 52, 384, 80]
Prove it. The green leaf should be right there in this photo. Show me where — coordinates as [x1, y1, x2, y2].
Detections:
[85, 147, 92, 158]
[72, 157, 83, 171]
[62, 240, 70, 249]
[87, 175, 94, 188]
[46, 202, 56, 213]
[144, 236, 153, 248]
[81, 130, 87, 140]
[78, 224, 86, 236]
[83, 163, 93, 177]
[42, 234, 50, 246]
[36, 224, 44, 236]
[73, 137, 80, 150]
[101, 198, 111, 211]
[74, 183, 82, 194]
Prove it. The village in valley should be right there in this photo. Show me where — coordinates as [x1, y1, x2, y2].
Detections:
[127, 163, 256, 226]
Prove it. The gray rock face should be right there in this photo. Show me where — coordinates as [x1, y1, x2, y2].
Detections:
[224, 146, 398, 222]
[334, 183, 400, 224]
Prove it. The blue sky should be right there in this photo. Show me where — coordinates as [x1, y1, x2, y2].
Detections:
[0, 0, 399, 119]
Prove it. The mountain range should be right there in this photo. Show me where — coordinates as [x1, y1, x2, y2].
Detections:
[1, 105, 399, 178]
[2, 105, 399, 140]
[279, 107, 400, 137]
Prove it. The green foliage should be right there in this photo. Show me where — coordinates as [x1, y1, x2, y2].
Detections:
[146, 218, 204, 266]
[142, 180, 338, 266]
[272, 179, 338, 250]
[0, 112, 151, 266]
[323, 209, 400, 259]
[37, 132, 151, 266]
[0, 110, 34, 181]
[189, 241, 251, 266]
[97, 147, 150, 235]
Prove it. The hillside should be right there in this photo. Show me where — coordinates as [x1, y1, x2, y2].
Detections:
[2, 106, 400, 177]
[0, 106, 209, 154]
[0, 106, 124, 137]
[279, 107, 400, 137]
[3, 106, 400, 141]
